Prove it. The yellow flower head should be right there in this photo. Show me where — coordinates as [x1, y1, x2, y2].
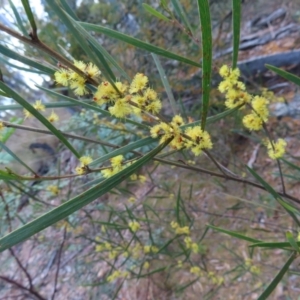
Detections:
[251, 96, 269, 121]
[109, 97, 132, 118]
[75, 165, 86, 175]
[190, 266, 202, 276]
[54, 69, 70, 86]
[171, 115, 184, 126]
[80, 156, 93, 165]
[86, 62, 100, 79]
[47, 111, 59, 123]
[184, 126, 213, 155]
[170, 221, 179, 229]
[110, 155, 124, 168]
[129, 220, 140, 232]
[129, 73, 148, 94]
[145, 99, 162, 114]
[267, 138, 287, 160]
[70, 77, 88, 96]
[23, 109, 32, 119]
[175, 226, 190, 235]
[219, 65, 230, 78]
[101, 168, 114, 179]
[47, 185, 59, 195]
[139, 175, 147, 183]
[242, 113, 263, 131]
[115, 81, 128, 94]
[143, 261, 150, 270]
[0, 121, 4, 131]
[94, 81, 119, 105]
[128, 196, 136, 203]
[73, 60, 87, 71]
[33, 100, 45, 112]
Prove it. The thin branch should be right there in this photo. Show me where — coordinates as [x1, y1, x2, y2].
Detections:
[0, 23, 98, 86]
[51, 227, 67, 300]
[0, 191, 12, 232]
[0, 275, 46, 300]
[155, 157, 300, 205]
[9, 248, 33, 290]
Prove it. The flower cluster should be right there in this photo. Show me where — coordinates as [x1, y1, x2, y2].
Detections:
[55, 60, 100, 96]
[94, 233, 159, 281]
[107, 269, 129, 283]
[75, 155, 93, 175]
[242, 95, 269, 131]
[150, 115, 212, 156]
[265, 138, 287, 160]
[218, 65, 251, 109]
[218, 65, 287, 160]
[101, 155, 135, 179]
[47, 185, 59, 195]
[23, 100, 59, 123]
[190, 266, 202, 276]
[245, 258, 261, 275]
[128, 220, 140, 232]
[171, 221, 199, 254]
[171, 221, 190, 235]
[93, 73, 162, 118]
[208, 271, 224, 286]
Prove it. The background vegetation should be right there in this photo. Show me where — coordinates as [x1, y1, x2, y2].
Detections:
[0, 0, 300, 299]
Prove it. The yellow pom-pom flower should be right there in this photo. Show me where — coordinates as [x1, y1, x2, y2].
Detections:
[129, 221, 140, 232]
[109, 97, 132, 118]
[33, 100, 45, 112]
[267, 138, 287, 160]
[54, 69, 70, 86]
[47, 111, 59, 123]
[80, 156, 93, 165]
[129, 73, 148, 94]
[242, 113, 263, 131]
[190, 266, 202, 276]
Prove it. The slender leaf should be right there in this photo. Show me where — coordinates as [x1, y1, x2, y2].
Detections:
[0, 56, 49, 74]
[197, 0, 212, 128]
[232, 0, 241, 68]
[70, 20, 130, 81]
[142, 4, 170, 22]
[181, 103, 242, 130]
[266, 64, 300, 86]
[0, 118, 23, 143]
[281, 158, 300, 172]
[0, 44, 55, 75]
[0, 169, 19, 180]
[90, 137, 157, 167]
[0, 140, 170, 252]
[8, 0, 28, 36]
[152, 53, 177, 115]
[79, 22, 201, 68]
[258, 252, 296, 300]
[171, 0, 193, 36]
[59, 0, 79, 20]
[286, 231, 299, 252]
[0, 101, 81, 111]
[0, 81, 80, 158]
[0, 141, 36, 175]
[207, 224, 262, 243]
[21, 0, 37, 34]
[247, 166, 300, 227]
[44, 0, 105, 78]
[250, 241, 295, 249]
[87, 40, 116, 83]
